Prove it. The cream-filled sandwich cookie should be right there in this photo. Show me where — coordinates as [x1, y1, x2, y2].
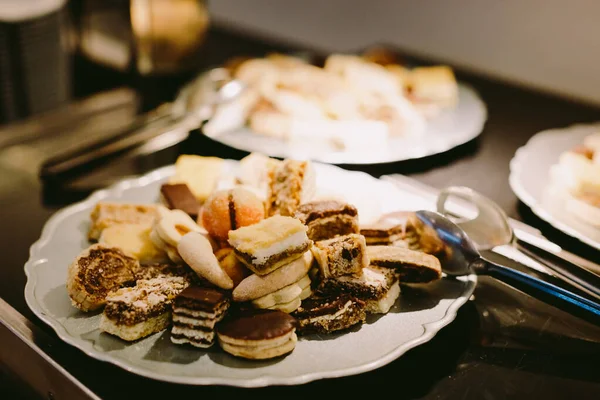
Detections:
[216, 309, 298, 360]
[251, 275, 310, 309]
[228, 215, 312, 276]
[177, 232, 234, 290]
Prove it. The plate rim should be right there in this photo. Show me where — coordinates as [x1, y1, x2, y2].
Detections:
[508, 121, 600, 250]
[207, 82, 488, 165]
[24, 162, 477, 387]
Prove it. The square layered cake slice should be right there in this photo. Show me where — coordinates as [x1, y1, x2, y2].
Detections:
[171, 285, 231, 348]
[228, 215, 312, 275]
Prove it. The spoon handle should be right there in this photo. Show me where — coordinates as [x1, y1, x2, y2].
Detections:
[480, 258, 600, 320]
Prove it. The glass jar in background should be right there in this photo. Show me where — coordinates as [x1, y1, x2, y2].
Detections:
[76, 0, 210, 76]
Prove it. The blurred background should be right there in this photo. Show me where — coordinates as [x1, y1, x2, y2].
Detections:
[2, 0, 599, 126]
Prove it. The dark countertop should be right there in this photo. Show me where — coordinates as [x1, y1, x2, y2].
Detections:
[1, 25, 600, 399]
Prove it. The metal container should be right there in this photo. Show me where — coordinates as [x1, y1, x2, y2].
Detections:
[0, 0, 72, 123]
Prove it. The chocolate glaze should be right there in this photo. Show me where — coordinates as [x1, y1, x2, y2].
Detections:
[160, 183, 201, 218]
[292, 293, 367, 334]
[293, 293, 364, 318]
[175, 286, 229, 309]
[217, 309, 297, 341]
[295, 200, 358, 224]
[227, 191, 237, 231]
[307, 216, 358, 242]
[372, 261, 441, 283]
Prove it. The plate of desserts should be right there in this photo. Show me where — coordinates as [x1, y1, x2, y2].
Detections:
[25, 153, 476, 387]
[509, 122, 600, 250]
[201, 51, 487, 165]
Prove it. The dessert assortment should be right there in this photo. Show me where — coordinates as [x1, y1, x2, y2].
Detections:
[65, 153, 445, 361]
[203, 51, 459, 150]
[548, 132, 600, 228]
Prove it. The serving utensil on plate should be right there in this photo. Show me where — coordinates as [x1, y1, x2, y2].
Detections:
[415, 210, 600, 320]
[436, 186, 600, 303]
[39, 67, 245, 185]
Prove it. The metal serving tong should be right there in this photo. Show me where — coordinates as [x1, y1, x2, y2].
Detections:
[39, 67, 245, 185]
[436, 186, 600, 303]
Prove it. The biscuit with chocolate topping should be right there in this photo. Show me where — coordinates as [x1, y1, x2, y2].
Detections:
[217, 309, 298, 360]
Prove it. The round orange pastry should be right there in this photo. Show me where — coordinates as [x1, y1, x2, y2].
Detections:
[201, 187, 265, 241]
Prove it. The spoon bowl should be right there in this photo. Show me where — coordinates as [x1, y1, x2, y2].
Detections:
[414, 209, 600, 320]
[436, 186, 600, 302]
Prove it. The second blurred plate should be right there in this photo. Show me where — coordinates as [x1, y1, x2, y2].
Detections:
[202, 82, 486, 165]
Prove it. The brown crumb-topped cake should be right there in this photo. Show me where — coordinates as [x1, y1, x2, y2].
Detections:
[315, 265, 400, 314]
[292, 293, 367, 334]
[99, 276, 189, 341]
[267, 159, 316, 217]
[294, 200, 359, 241]
[311, 233, 368, 279]
[228, 215, 312, 275]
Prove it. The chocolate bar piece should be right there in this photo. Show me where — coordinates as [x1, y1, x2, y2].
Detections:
[160, 183, 201, 219]
[171, 285, 231, 348]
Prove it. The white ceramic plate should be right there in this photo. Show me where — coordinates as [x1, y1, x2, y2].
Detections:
[208, 83, 487, 165]
[509, 122, 600, 250]
[24, 161, 476, 387]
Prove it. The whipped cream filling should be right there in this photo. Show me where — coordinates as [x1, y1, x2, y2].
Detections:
[172, 305, 227, 320]
[172, 314, 223, 329]
[246, 231, 308, 264]
[171, 326, 214, 341]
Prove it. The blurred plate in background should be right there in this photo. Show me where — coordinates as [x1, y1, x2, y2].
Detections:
[203, 82, 487, 165]
[509, 122, 600, 250]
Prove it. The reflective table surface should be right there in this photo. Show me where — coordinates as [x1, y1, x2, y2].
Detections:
[1, 25, 600, 399]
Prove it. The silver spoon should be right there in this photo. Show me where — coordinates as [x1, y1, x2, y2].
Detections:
[414, 210, 600, 319]
[436, 186, 600, 303]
